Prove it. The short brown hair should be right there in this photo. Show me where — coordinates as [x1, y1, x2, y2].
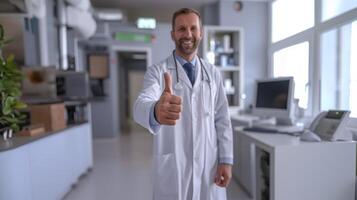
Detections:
[172, 8, 202, 30]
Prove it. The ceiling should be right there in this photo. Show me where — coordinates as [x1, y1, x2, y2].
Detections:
[90, 0, 271, 22]
[90, 0, 217, 10]
[90, 0, 272, 8]
[91, 0, 219, 22]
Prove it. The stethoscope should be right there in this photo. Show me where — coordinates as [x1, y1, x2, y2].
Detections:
[172, 50, 213, 116]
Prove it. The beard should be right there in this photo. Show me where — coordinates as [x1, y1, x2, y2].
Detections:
[175, 37, 200, 56]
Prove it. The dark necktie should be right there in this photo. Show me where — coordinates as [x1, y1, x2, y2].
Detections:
[182, 62, 195, 86]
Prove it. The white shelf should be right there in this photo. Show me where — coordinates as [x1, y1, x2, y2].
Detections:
[216, 50, 235, 54]
[202, 25, 244, 109]
[217, 66, 240, 71]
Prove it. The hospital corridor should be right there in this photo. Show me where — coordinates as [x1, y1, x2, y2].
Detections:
[63, 127, 250, 200]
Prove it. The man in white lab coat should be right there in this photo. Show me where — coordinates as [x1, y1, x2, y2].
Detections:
[133, 8, 233, 200]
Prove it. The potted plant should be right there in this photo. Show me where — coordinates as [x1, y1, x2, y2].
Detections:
[0, 24, 27, 140]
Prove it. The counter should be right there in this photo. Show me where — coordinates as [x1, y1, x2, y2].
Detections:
[0, 122, 93, 200]
[0, 121, 88, 152]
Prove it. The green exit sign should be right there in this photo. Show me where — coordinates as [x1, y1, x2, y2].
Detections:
[114, 32, 153, 43]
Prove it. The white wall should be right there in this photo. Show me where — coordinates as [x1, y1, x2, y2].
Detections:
[218, 1, 269, 109]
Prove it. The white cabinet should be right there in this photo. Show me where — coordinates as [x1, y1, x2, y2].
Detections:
[235, 130, 356, 200]
[202, 26, 244, 112]
[0, 123, 93, 200]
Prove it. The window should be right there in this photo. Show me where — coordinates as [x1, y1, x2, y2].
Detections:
[272, 0, 314, 42]
[270, 0, 357, 118]
[320, 29, 338, 110]
[322, 0, 357, 21]
[349, 21, 357, 117]
[320, 21, 357, 117]
[273, 42, 309, 109]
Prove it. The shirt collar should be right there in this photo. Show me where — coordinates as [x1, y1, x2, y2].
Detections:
[174, 51, 197, 67]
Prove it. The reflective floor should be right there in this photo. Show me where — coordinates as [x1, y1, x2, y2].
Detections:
[64, 128, 251, 200]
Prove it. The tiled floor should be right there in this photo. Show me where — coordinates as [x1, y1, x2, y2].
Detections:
[63, 128, 251, 200]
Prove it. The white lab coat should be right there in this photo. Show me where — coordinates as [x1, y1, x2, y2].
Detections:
[133, 54, 233, 200]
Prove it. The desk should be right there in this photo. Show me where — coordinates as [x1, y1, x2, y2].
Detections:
[233, 129, 356, 200]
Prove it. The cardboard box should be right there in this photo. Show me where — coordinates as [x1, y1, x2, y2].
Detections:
[88, 54, 109, 79]
[17, 124, 46, 137]
[30, 103, 66, 132]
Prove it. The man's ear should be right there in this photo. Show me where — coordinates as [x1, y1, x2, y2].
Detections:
[170, 30, 174, 41]
[200, 26, 203, 38]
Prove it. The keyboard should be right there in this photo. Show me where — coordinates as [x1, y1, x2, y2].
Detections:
[243, 126, 278, 133]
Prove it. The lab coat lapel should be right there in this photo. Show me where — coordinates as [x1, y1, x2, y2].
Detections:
[167, 55, 193, 89]
[192, 58, 202, 92]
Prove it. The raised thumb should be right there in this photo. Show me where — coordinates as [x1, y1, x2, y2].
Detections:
[164, 72, 172, 94]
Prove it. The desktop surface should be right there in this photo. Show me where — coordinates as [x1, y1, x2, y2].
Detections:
[238, 129, 355, 149]
[231, 113, 304, 133]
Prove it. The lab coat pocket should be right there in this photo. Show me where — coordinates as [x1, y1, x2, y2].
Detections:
[154, 153, 178, 197]
[210, 184, 226, 200]
[208, 147, 226, 200]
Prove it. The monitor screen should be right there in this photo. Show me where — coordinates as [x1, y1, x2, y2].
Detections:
[256, 80, 290, 109]
[252, 77, 294, 125]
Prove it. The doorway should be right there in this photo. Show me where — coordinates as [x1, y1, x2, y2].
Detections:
[117, 48, 151, 133]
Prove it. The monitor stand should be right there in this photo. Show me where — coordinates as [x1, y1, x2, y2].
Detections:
[276, 117, 294, 126]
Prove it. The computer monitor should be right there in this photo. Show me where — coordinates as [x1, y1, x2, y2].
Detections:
[252, 77, 295, 125]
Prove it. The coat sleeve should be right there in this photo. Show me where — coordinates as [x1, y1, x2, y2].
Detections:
[133, 65, 162, 134]
[213, 68, 234, 165]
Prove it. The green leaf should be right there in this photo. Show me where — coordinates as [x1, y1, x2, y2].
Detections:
[10, 123, 19, 132]
[3, 38, 14, 45]
[3, 96, 16, 115]
[0, 81, 4, 91]
[0, 119, 6, 125]
[14, 101, 27, 109]
[3, 104, 11, 115]
[0, 30, 26, 132]
[2, 115, 17, 123]
[6, 54, 14, 63]
[18, 114, 27, 120]
[9, 88, 21, 97]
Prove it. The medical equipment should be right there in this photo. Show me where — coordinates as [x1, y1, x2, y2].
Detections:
[300, 130, 321, 142]
[172, 51, 212, 116]
[308, 110, 351, 141]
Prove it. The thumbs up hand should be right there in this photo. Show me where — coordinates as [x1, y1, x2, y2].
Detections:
[155, 72, 182, 125]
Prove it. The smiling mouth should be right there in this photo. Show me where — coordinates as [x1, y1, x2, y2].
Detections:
[180, 39, 194, 48]
[176, 37, 199, 54]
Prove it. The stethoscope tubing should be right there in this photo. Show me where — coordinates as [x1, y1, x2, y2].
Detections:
[172, 50, 212, 116]
[172, 50, 211, 84]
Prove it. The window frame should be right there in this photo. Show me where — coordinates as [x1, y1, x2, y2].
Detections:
[268, 0, 357, 123]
